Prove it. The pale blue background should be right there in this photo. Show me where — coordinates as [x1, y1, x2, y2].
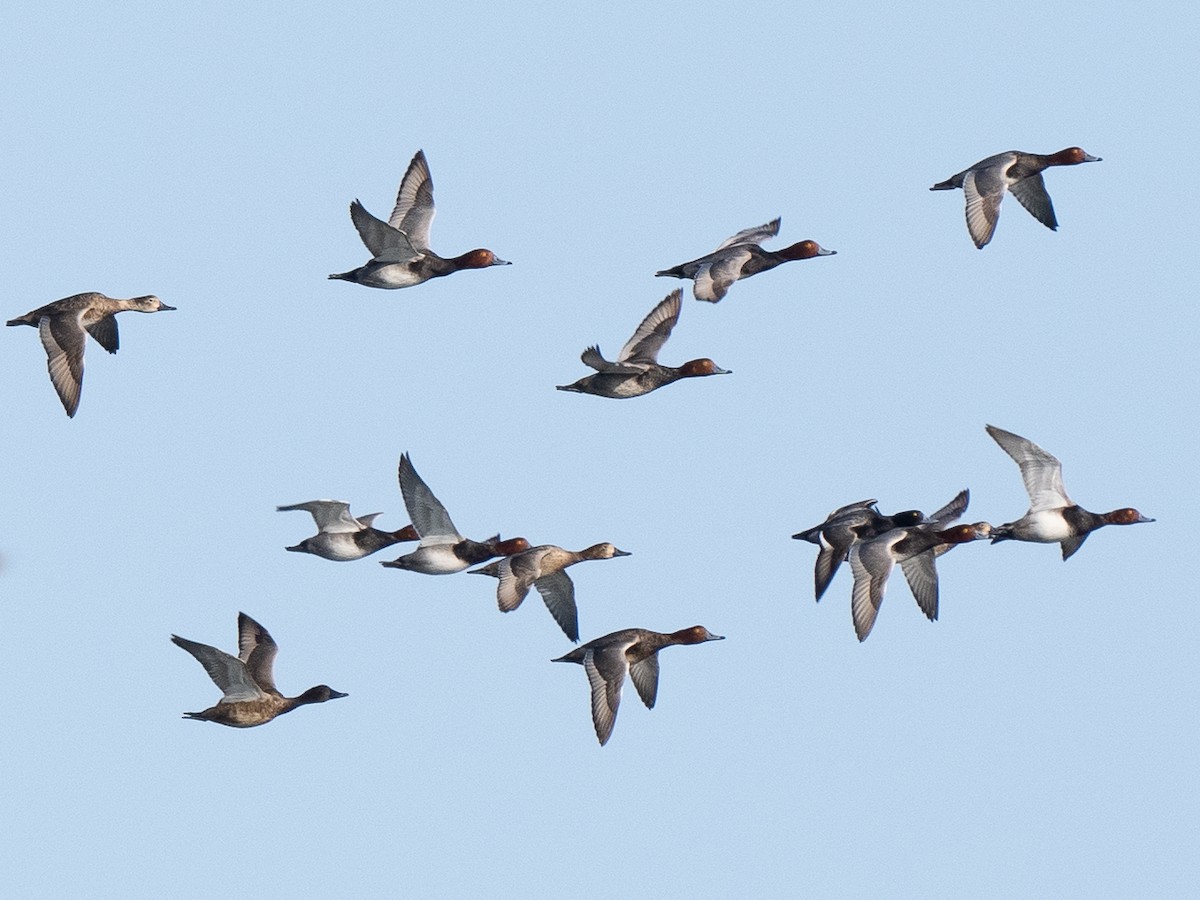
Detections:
[2, 2, 1195, 897]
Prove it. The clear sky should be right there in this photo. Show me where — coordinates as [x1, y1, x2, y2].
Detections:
[2, 2, 1196, 897]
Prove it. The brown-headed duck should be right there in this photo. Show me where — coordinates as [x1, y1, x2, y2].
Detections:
[469, 542, 630, 642]
[655, 217, 834, 302]
[556, 289, 730, 398]
[7, 292, 174, 417]
[329, 149, 510, 288]
[171, 612, 347, 728]
[930, 147, 1100, 248]
[986, 424, 1153, 559]
[278, 499, 419, 561]
[848, 514, 992, 642]
[552, 626, 724, 746]
[381, 452, 529, 574]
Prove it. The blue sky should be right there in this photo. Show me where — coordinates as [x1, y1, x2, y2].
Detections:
[2, 2, 1196, 897]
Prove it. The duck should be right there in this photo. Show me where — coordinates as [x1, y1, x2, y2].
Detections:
[277, 499, 419, 561]
[328, 149, 510, 288]
[986, 424, 1153, 559]
[7, 292, 175, 417]
[556, 289, 730, 398]
[469, 542, 630, 641]
[930, 147, 1100, 248]
[655, 218, 835, 302]
[552, 626, 724, 746]
[837, 488, 972, 640]
[381, 452, 529, 574]
[848, 518, 991, 642]
[171, 612, 347, 728]
[791, 499, 928, 601]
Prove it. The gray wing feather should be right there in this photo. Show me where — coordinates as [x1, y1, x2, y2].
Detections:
[1009, 174, 1058, 230]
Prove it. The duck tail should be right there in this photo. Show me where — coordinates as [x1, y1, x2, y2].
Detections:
[327, 270, 356, 281]
[654, 266, 684, 279]
[929, 177, 958, 191]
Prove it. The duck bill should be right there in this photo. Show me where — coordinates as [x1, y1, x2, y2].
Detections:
[159, 303, 177, 311]
[816, 248, 837, 256]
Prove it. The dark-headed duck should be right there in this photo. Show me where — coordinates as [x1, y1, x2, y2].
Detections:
[986, 424, 1152, 559]
[556, 289, 730, 398]
[930, 147, 1100, 248]
[329, 149, 510, 288]
[171, 613, 347, 728]
[655, 218, 834, 302]
[278, 499, 419, 561]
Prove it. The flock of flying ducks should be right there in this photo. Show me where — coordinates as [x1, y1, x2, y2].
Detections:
[11, 146, 1145, 745]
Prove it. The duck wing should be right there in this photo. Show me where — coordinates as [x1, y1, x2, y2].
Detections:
[899, 551, 940, 622]
[1009, 174, 1058, 230]
[532, 570, 579, 642]
[583, 645, 631, 745]
[962, 168, 1006, 248]
[848, 533, 900, 641]
[628, 653, 660, 709]
[386, 150, 436, 252]
[38, 314, 86, 417]
[616, 289, 682, 366]
[350, 200, 421, 262]
[579, 345, 641, 374]
[397, 454, 463, 545]
[83, 314, 120, 354]
[926, 489, 969, 529]
[714, 217, 780, 251]
[237, 612, 280, 694]
[482, 555, 533, 612]
[693, 249, 748, 303]
[277, 500, 364, 533]
[171, 635, 266, 702]
[986, 425, 1072, 512]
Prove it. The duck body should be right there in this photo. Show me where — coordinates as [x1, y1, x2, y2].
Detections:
[470, 542, 630, 641]
[986, 424, 1153, 559]
[552, 625, 724, 745]
[7, 292, 174, 417]
[930, 147, 1100, 248]
[172, 613, 347, 728]
[329, 149, 509, 289]
[655, 218, 834, 302]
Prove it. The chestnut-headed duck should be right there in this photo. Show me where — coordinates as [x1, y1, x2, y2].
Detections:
[556, 289, 730, 398]
[278, 499, 419, 561]
[792, 499, 928, 601]
[930, 147, 1100, 248]
[838, 489, 975, 640]
[329, 149, 510, 288]
[469, 542, 630, 642]
[986, 424, 1153, 559]
[849, 518, 991, 642]
[171, 613, 347, 728]
[552, 625, 724, 746]
[381, 453, 529, 574]
[655, 217, 834, 302]
[7, 292, 175, 417]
